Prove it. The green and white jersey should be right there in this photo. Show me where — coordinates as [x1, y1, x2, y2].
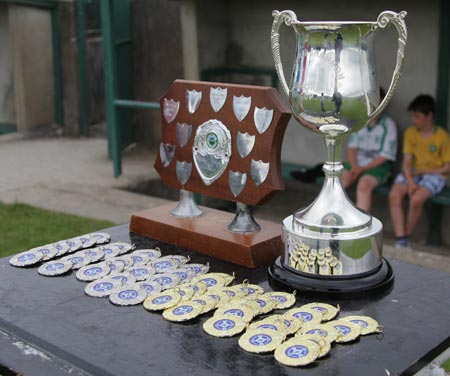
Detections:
[348, 115, 397, 167]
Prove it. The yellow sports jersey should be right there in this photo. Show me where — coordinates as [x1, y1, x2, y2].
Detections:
[403, 125, 450, 171]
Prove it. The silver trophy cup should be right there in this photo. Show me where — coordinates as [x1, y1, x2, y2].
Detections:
[268, 10, 407, 295]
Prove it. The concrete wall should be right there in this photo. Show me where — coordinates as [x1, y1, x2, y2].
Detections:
[9, 4, 54, 131]
[0, 3, 15, 125]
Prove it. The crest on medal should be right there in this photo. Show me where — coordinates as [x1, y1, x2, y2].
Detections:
[193, 119, 232, 186]
[163, 98, 180, 123]
[160, 143, 175, 167]
[176, 123, 192, 147]
[254, 107, 274, 134]
[237, 131, 255, 159]
[251, 159, 270, 186]
[233, 95, 252, 121]
[186, 89, 202, 114]
[176, 161, 192, 186]
[210, 87, 227, 113]
[229, 171, 247, 197]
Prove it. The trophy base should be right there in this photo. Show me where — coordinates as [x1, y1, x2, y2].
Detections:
[129, 203, 282, 268]
[268, 257, 394, 298]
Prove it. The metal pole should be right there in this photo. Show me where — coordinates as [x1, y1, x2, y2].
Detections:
[76, 0, 89, 136]
[100, 0, 121, 176]
[436, 0, 450, 129]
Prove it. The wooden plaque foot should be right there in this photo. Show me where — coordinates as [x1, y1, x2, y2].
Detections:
[129, 203, 282, 268]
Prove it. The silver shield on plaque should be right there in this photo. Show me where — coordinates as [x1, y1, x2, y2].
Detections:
[210, 87, 227, 113]
[254, 107, 274, 134]
[163, 98, 180, 123]
[176, 123, 192, 147]
[186, 89, 202, 114]
[236, 131, 255, 159]
[159, 143, 175, 167]
[233, 95, 251, 121]
[176, 161, 192, 186]
[193, 119, 232, 186]
[229, 171, 247, 197]
[250, 159, 270, 186]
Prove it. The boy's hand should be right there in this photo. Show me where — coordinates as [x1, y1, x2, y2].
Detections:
[407, 180, 418, 197]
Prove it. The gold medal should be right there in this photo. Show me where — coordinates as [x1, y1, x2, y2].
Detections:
[264, 291, 296, 309]
[298, 333, 331, 358]
[275, 337, 320, 366]
[284, 307, 323, 327]
[239, 328, 285, 353]
[217, 285, 247, 300]
[231, 298, 261, 315]
[143, 289, 181, 311]
[206, 288, 232, 306]
[191, 295, 218, 314]
[162, 301, 203, 322]
[300, 302, 340, 321]
[341, 315, 382, 335]
[247, 318, 287, 335]
[214, 303, 255, 322]
[330, 319, 361, 343]
[203, 314, 247, 337]
[233, 280, 265, 297]
[269, 314, 301, 335]
[297, 323, 340, 343]
[176, 285, 196, 301]
[191, 274, 226, 289]
[254, 296, 277, 315]
[192, 281, 208, 296]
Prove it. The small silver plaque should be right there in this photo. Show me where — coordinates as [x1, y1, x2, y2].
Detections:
[233, 95, 251, 121]
[159, 143, 175, 167]
[163, 98, 180, 123]
[254, 106, 274, 134]
[236, 131, 255, 159]
[186, 89, 202, 114]
[210, 87, 227, 113]
[250, 159, 270, 186]
[193, 119, 232, 186]
[229, 171, 247, 197]
[176, 123, 192, 147]
[176, 161, 192, 186]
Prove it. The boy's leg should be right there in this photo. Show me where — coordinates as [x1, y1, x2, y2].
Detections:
[389, 183, 409, 237]
[356, 175, 378, 212]
[405, 187, 432, 235]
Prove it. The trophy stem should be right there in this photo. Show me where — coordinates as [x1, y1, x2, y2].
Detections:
[322, 133, 344, 178]
[228, 202, 261, 233]
[171, 189, 203, 218]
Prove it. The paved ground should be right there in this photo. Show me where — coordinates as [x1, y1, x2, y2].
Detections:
[1, 133, 450, 274]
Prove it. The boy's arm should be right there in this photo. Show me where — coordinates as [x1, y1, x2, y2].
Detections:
[402, 153, 415, 181]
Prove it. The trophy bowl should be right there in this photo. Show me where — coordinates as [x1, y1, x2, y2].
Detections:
[268, 10, 407, 296]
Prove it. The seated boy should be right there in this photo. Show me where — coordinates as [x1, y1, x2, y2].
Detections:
[389, 94, 450, 249]
[341, 89, 398, 212]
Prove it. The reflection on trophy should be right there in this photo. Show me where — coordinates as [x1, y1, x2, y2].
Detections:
[268, 10, 407, 295]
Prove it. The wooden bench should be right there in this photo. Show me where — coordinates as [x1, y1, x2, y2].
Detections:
[281, 162, 450, 246]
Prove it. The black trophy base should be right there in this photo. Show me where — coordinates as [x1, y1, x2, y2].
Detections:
[268, 257, 394, 299]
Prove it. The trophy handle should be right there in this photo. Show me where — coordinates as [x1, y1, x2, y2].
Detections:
[369, 11, 407, 119]
[271, 10, 298, 98]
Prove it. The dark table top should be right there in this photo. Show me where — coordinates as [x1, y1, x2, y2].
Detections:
[1, 223, 450, 376]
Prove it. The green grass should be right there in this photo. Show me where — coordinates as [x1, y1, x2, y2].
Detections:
[0, 203, 115, 258]
[442, 358, 450, 371]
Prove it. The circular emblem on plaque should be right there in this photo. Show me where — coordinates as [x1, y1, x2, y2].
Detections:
[193, 119, 232, 186]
